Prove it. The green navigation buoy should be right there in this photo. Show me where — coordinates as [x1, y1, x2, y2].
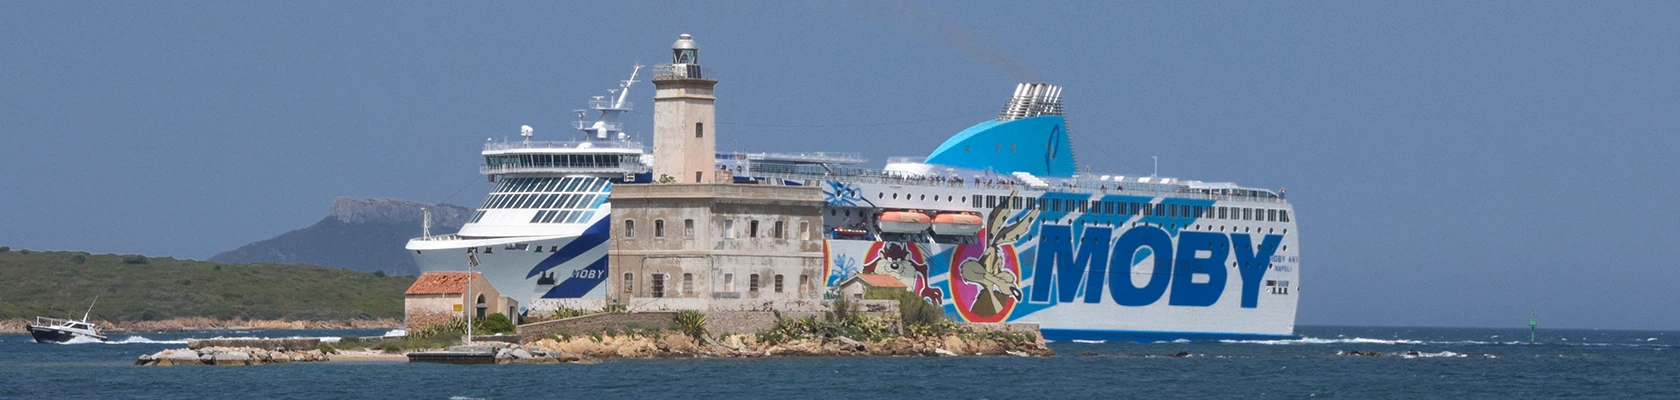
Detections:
[1528, 309, 1538, 344]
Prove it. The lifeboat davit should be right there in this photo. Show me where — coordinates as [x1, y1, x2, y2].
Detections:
[931, 212, 983, 236]
[877, 210, 932, 233]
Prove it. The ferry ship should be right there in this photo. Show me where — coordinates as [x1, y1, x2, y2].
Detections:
[405, 66, 648, 309]
[413, 34, 1299, 341]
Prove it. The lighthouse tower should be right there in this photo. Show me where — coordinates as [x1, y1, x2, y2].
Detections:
[651, 34, 718, 183]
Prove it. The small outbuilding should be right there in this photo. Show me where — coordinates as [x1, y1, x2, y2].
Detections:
[403, 272, 518, 330]
[838, 274, 909, 301]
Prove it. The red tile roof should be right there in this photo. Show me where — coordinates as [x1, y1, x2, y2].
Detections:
[852, 274, 908, 289]
[405, 272, 485, 295]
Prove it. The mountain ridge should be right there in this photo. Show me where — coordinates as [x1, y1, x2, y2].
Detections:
[209, 197, 471, 276]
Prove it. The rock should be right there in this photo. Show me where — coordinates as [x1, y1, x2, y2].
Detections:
[833, 336, 866, 352]
[213, 351, 251, 366]
[510, 349, 533, 360]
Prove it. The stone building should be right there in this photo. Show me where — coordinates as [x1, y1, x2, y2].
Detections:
[607, 183, 826, 310]
[403, 272, 519, 330]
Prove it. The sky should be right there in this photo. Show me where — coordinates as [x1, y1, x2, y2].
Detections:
[2, 1, 1676, 330]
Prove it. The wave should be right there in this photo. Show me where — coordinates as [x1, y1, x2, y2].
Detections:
[1070, 340, 1106, 344]
[1224, 337, 1428, 345]
[1401, 351, 1467, 359]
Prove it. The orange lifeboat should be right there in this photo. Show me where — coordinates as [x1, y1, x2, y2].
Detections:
[931, 212, 983, 236]
[876, 210, 932, 233]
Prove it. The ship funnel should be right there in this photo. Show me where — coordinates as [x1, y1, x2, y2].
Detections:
[998, 83, 1064, 121]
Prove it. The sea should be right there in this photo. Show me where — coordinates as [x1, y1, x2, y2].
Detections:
[1, 326, 1674, 399]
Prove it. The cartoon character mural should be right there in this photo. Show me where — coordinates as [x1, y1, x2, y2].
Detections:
[860, 242, 943, 304]
[949, 191, 1038, 322]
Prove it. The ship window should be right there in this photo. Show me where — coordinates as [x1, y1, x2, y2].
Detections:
[1130, 202, 1141, 216]
[985, 195, 996, 208]
[972, 196, 981, 208]
[520, 194, 538, 208]
[530, 212, 546, 223]
[508, 194, 525, 208]
[541, 211, 557, 223]
[1219, 207, 1228, 219]
[624, 273, 634, 294]
[543, 178, 562, 192]
[563, 178, 582, 193]
[750, 274, 760, 292]
[579, 211, 596, 223]
[1268, 209, 1277, 222]
[593, 179, 609, 192]
[624, 220, 635, 238]
[655, 219, 665, 237]
[773, 221, 785, 239]
[1012, 196, 1022, 209]
[563, 195, 584, 209]
[1281, 210, 1290, 222]
[1080, 201, 1089, 213]
[724, 273, 735, 292]
[542, 194, 561, 208]
[696, 122, 704, 138]
[774, 274, 784, 293]
[750, 220, 760, 238]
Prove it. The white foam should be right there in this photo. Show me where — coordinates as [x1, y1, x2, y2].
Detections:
[1071, 339, 1106, 344]
[1402, 351, 1466, 359]
[1223, 337, 1426, 345]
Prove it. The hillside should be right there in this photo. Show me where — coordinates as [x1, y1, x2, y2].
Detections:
[0, 248, 415, 322]
[209, 197, 472, 276]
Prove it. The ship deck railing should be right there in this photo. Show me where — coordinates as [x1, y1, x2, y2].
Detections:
[750, 171, 1288, 204]
[481, 164, 649, 175]
[484, 140, 644, 152]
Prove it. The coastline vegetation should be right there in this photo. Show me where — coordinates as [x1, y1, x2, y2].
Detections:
[0, 249, 413, 323]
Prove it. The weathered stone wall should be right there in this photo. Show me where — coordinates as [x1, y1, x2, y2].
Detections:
[407, 309, 454, 331]
[517, 312, 678, 340]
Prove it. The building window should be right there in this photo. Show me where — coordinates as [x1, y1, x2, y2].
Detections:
[724, 273, 735, 292]
[685, 219, 695, 236]
[651, 274, 665, 298]
[695, 171, 702, 183]
[696, 122, 704, 138]
[799, 274, 809, 294]
[799, 221, 810, 240]
[624, 220, 635, 238]
[750, 220, 760, 238]
[623, 272, 633, 294]
[773, 221, 785, 239]
[774, 274, 785, 293]
[724, 220, 736, 239]
[683, 273, 694, 296]
[654, 219, 665, 237]
[750, 274, 760, 293]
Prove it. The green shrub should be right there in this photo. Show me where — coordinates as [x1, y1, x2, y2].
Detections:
[121, 255, 149, 265]
[378, 342, 404, 353]
[373, 270, 386, 278]
[897, 290, 946, 328]
[551, 306, 593, 320]
[0, 246, 9, 252]
[477, 313, 515, 334]
[18, 249, 30, 255]
[339, 335, 361, 344]
[674, 310, 708, 340]
[68, 254, 87, 264]
[317, 343, 338, 354]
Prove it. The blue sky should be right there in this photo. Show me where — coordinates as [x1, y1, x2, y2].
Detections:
[2, 1, 1676, 330]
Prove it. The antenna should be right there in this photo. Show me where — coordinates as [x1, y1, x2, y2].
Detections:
[520, 125, 534, 143]
[1151, 156, 1158, 178]
[421, 208, 432, 239]
[82, 294, 99, 323]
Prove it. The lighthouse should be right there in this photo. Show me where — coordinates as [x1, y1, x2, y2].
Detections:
[651, 33, 719, 183]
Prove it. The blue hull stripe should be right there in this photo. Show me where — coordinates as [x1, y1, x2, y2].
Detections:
[1041, 328, 1300, 343]
[525, 218, 609, 279]
[542, 255, 609, 298]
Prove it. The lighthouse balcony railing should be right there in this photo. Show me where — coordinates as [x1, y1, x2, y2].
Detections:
[651, 64, 714, 81]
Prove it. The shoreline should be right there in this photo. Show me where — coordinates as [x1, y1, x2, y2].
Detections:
[0, 317, 401, 334]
